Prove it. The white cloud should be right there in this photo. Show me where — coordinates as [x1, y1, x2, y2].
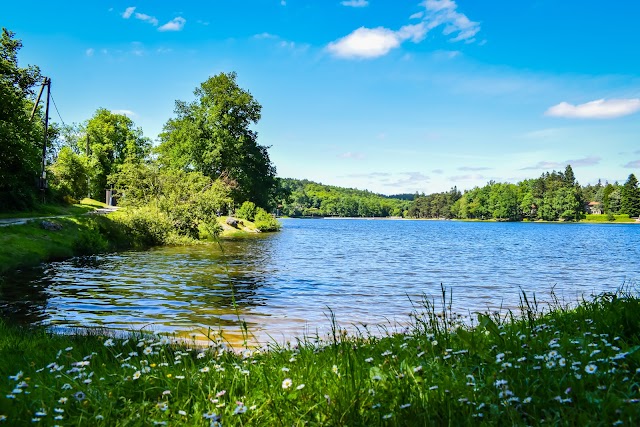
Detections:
[281, 0, 286, 5]
[545, 98, 640, 119]
[327, 27, 403, 58]
[424, 0, 480, 43]
[135, 12, 159, 26]
[327, 0, 479, 59]
[159, 17, 186, 32]
[341, 0, 369, 7]
[85, 48, 94, 57]
[112, 109, 136, 117]
[122, 6, 136, 19]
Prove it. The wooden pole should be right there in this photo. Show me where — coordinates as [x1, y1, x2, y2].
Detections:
[40, 78, 51, 201]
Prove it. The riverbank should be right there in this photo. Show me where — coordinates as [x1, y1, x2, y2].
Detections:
[1, 290, 639, 425]
[0, 206, 275, 276]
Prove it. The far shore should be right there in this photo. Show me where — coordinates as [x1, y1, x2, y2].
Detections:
[287, 216, 640, 223]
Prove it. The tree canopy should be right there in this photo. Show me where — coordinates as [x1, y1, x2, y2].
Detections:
[157, 72, 277, 208]
[0, 28, 46, 210]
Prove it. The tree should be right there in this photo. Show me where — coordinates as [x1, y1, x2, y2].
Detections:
[157, 72, 277, 208]
[0, 28, 44, 210]
[621, 173, 640, 217]
[48, 146, 89, 200]
[82, 108, 150, 201]
[563, 165, 576, 187]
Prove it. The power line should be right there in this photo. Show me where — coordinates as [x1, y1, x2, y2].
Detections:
[50, 93, 66, 128]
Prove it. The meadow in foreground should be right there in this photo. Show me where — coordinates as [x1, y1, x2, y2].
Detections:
[1, 289, 639, 426]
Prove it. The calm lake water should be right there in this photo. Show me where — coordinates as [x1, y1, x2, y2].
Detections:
[2, 219, 639, 345]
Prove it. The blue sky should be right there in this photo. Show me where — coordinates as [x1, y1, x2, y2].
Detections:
[5, 0, 640, 194]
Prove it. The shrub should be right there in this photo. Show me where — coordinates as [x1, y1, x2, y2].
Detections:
[236, 201, 257, 221]
[113, 205, 174, 246]
[254, 207, 281, 232]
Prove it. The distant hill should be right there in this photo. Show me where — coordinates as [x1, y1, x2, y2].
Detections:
[386, 193, 418, 201]
[278, 178, 411, 217]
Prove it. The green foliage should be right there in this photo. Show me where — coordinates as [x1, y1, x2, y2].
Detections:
[236, 201, 257, 221]
[280, 178, 410, 217]
[253, 207, 281, 231]
[416, 166, 588, 222]
[0, 29, 45, 211]
[111, 165, 233, 240]
[48, 146, 89, 201]
[409, 187, 462, 219]
[111, 205, 174, 247]
[621, 174, 640, 218]
[80, 108, 150, 201]
[1, 291, 640, 425]
[157, 72, 277, 208]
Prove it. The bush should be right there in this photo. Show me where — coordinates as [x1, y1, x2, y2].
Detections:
[236, 201, 257, 221]
[254, 207, 281, 232]
[113, 205, 174, 246]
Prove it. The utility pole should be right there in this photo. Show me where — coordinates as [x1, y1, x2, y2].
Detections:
[40, 77, 51, 201]
[86, 133, 91, 198]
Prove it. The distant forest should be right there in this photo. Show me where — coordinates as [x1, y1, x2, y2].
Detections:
[280, 166, 640, 221]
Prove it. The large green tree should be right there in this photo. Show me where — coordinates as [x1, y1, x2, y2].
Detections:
[81, 108, 150, 201]
[0, 29, 44, 210]
[157, 72, 277, 209]
[621, 173, 640, 217]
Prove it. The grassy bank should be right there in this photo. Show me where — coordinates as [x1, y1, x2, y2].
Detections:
[0, 199, 102, 220]
[0, 215, 138, 276]
[1, 290, 639, 425]
[0, 199, 280, 276]
[582, 214, 637, 223]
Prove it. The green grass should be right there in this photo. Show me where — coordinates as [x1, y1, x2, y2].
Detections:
[0, 215, 136, 275]
[0, 199, 105, 220]
[583, 214, 637, 223]
[1, 289, 639, 425]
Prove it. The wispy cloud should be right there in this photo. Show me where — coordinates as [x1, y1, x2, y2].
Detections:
[545, 98, 640, 119]
[341, 0, 369, 7]
[130, 42, 145, 56]
[623, 160, 640, 169]
[522, 156, 601, 170]
[85, 48, 94, 57]
[254, 32, 278, 39]
[449, 173, 485, 181]
[522, 128, 561, 139]
[135, 12, 159, 26]
[159, 17, 186, 32]
[383, 172, 430, 187]
[339, 151, 365, 159]
[458, 166, 491, 171]
[326, 0, 479, 59]
[112, 109, 136, 117]
[345, 172, 391, 178]
[254, 33, 309, 53]
[122, 6, 136, 19]
[432, 169, 444, 174]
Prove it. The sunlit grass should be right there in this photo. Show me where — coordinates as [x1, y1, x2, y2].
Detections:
[1, 289, 640, 425]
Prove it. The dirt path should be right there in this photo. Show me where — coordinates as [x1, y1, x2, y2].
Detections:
[0, 206, 119, 228]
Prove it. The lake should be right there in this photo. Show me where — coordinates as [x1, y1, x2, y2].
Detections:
[1, 219, 639, 345]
